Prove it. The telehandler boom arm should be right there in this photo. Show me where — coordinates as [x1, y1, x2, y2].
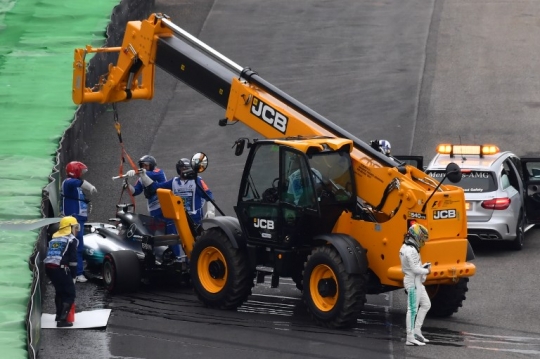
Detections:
[74, 14, 413, 212]
[74, 15, 394, 163]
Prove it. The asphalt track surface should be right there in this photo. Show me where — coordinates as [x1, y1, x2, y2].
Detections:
[40, 1, 540, 358]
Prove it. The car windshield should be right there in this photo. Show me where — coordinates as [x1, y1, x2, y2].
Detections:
[426, 170, 497, 193]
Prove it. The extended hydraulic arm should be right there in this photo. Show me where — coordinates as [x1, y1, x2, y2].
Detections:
[73, 13, 407, 212]
[73, 14, 395, 163]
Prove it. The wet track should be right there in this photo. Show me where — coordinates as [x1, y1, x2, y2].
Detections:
[41, 258, 540, 358]
[40, 0, 540, 358]
[103, 282, 400, 358]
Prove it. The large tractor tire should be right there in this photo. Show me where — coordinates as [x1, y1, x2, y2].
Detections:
[303, 246, 366, 328]
[291, 253, 308, 291]
[190, 228, 254, 310]
[426, 278, 469, 317]
[102, 250, 141, 294]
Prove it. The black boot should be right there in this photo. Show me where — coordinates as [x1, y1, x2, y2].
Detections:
[57, 303, 73, 328]
[54, 295, 62, 321]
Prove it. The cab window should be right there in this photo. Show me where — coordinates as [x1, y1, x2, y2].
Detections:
[307, 151, 355, 204]
[281, 150, 317, 208]
[241, 144, 279, 202]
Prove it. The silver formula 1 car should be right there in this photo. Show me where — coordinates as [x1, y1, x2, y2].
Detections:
[83, 203, 188, 293]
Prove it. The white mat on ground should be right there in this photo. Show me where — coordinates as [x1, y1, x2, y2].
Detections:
[41, 309, 112, 329]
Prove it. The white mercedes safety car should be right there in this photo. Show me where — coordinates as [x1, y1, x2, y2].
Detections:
[399, 144, 540, 250]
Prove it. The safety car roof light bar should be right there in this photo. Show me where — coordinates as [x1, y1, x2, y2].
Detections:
[437, 144, 499, 158]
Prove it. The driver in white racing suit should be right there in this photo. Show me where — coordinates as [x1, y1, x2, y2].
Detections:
[399, 223, 431, 346]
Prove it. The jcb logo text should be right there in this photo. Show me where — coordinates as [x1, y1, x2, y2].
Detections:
[254, 218, 274, 229]
[251, 97, 288, 134]
[433, 209, 456, 220]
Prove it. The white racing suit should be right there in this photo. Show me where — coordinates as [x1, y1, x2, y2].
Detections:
[399, 243, 431, 338]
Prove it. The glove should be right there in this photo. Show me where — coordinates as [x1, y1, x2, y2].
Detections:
[126, 170, 138, 177]
[81, 180, 97, 195]
[139, 168, 154, 187]
[204, 201, 216, 219]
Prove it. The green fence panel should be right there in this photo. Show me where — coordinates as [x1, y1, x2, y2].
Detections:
[0, 0, 119, 357]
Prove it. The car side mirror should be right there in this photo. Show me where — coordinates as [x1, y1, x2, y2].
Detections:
[191, 152, 208, 174]
[234, 138, 246, 156]
[446, 162, 462, 184]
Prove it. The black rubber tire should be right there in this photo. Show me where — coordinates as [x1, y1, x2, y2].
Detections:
[102, 250, 141, 294]
[190, 228, 254, 310]
[291, 253, 308, 291]
[426, 277, 469, 317]
[509, 211, 524, 251]
[303, 246, 366, 328]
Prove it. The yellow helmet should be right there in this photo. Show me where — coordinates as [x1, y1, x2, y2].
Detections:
[52, 216, 80, 238]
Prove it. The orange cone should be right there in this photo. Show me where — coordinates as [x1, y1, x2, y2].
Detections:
[67, 303, 75, 323]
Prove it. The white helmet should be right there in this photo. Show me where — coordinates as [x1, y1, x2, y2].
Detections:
[379, 140, 391, 156]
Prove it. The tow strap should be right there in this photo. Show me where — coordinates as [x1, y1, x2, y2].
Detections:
[112, 103, 138, 210]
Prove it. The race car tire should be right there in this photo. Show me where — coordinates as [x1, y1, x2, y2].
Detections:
[103, 250, 141, 294]
[190, 227, 254, 310]
[509, 211, 524, 251]
[426, 277, 469, 317]
[303, 246, 366, 328]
